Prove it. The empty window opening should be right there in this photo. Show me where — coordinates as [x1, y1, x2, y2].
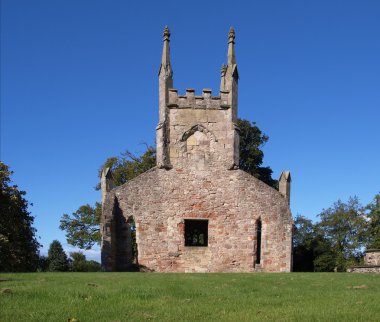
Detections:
[185, 219, 208, 247]
[127, 216, 138, 266]
[256, 219, 262, 264]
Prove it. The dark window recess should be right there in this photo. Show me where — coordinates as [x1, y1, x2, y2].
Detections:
[184, 219, 208, 247]
[256, 219, 262, 264]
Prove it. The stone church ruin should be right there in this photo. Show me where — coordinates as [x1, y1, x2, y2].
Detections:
[100, 27, 293, 272]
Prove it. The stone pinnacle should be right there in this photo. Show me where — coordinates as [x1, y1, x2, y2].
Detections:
[163, 26, 170, 41]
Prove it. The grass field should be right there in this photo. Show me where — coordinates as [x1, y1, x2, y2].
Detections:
[0, 272, 379, 321]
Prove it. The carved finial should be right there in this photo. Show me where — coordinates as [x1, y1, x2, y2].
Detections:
[160, 26, 172, 68]
[228, 27, 235, 43]
[227, 27, 236, 65]
[163, 26, 170, 41]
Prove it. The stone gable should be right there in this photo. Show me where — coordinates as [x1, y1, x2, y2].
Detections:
[100, 27, 293, 272]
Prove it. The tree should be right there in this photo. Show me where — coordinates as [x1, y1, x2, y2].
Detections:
[47, 240, 69, 272]
[60, 147, 156, 250]
[292, 215, 317, 272]
[60, 119, 278, 249]
[237, 119, 278, 189]
[292, 215, 335, 272]
[95, 120, 277, 189]
[60, 203, 101, 250]
[294, 194, 380, 272]
[37, 255, 49, 272]
[95, 146, 156, 190]
[85, 260, 102, 272]
[69, 251, 101, 272]
[0, 162, 40, 272]
[317, 197, 366, 271]
[312, 250, 336, 272]
[69, 252, 87, 272]
[364, 193, 380, 249]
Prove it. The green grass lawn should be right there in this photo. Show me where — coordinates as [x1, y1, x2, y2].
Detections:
[0, 272, 379, 321]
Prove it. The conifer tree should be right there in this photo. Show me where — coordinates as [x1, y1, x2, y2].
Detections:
[47, 240, 69, 271]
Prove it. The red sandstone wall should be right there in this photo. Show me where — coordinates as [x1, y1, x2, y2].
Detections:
[101, 167, 292, 273]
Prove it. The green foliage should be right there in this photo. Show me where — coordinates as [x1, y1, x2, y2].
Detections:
[95, 146, 156, 190]
[292, 215, 335, 272]
[59, 203, 101, 250]
[37, 255, 49, 272]
[69, 252, 87, 272]
[294, 194, 380, 272]
[237, 119, 278, 189]
[317, 196, 366, 271]
[313, 252, 337, 272]
[0, 162, 40, 272]
[365, 193, 380, 249]
[128, 218, 138, 264]
[59, 147, 156, 250]
[292, 215, 316, 271]
[293, 215, 315, 249]
[85, 260, 102, 272]
[94, 120, 277, 190]
[69, 252, 101, 272]
[47, 240, 69, 272]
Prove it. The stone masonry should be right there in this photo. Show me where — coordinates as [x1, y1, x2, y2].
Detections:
[347, 249, 380, 273]
[100, 27, 293, 272]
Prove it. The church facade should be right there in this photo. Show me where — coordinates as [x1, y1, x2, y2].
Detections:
[100, 27, 293, 272]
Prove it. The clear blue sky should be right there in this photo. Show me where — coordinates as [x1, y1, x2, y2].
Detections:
[1, 0, 379, 260]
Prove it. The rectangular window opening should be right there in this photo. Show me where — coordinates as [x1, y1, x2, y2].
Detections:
[184, 219, 208, 247]
[256, 219, 262, 264]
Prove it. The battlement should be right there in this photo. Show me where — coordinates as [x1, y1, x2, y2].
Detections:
[168, 88, 230, 110]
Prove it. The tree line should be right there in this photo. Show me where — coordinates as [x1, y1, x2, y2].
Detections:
[293, 194, 380, 272]
[38, 240, 101, 272]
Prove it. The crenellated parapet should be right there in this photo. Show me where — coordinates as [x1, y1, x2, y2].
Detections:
[157, 26, 240, 171]
[168, 88, 230, 110]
